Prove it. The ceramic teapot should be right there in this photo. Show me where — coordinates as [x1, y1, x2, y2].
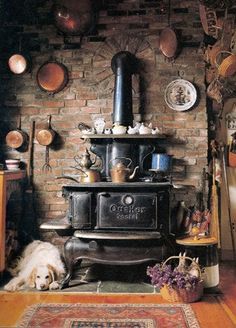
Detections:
[110, 157, 139, 183]
[112, 123, 127, 135]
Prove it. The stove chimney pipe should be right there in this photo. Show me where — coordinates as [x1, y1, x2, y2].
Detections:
[111, 51, 137, 126]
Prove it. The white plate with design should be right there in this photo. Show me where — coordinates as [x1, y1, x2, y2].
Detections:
[164, 79, 197, 111]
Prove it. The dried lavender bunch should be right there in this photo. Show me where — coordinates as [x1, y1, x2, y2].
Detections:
[147, 263, 200, 290]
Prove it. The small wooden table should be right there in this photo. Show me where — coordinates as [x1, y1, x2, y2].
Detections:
[0, 170, 25, 275]
[176, 236, 217, 247]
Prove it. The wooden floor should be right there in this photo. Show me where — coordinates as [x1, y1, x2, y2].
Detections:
[0, 262, 236, 327]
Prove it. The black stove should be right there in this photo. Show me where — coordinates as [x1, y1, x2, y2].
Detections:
[60, 181, 173, 288]
[58, 51, 174, 288]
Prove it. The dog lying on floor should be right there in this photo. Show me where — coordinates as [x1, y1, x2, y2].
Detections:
[4, 240, 65, 292]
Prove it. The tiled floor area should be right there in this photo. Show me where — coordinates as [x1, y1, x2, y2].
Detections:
[0, 261, 157, 293]
[62, 262, 157, 293]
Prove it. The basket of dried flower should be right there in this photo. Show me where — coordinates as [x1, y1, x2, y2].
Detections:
[147, 254, 204, 303]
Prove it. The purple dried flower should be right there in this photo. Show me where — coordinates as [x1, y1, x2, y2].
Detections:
[147, 262, 201, 290]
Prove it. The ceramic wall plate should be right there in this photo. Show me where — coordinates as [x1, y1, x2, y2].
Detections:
[164, 79, 197, 111]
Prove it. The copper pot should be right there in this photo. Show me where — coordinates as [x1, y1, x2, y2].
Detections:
[56, 168, 101, 183]
[36, 61, 68, 94]
[5, 116, 28, 149]
[77, 168, 101, 183]
[36, 115, 55, 146]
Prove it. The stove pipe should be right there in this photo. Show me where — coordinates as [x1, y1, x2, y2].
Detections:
[111, 51, 138, 126]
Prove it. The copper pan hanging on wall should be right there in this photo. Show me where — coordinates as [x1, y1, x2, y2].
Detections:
[8, 37, 31, 74]
[52, 0, 94, 36]
[36, 60, 69, 94]
[159, 0, 179, 59]
[5, 115, 28, 149]
[8, 53, 31, 75]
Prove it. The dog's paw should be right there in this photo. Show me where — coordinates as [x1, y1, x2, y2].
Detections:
[4, 282, 19, 292]
[49, 281, 60, 290]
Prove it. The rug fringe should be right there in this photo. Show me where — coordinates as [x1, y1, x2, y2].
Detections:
[17, 304, 39, 328]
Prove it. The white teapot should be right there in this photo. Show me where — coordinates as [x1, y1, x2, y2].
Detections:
[138, 122, 152, 135]
[127, 126, 138, 134]
[112, 123, 127, 135]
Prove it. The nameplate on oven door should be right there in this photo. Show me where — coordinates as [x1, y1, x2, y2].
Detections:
[97, 192, 157, 230]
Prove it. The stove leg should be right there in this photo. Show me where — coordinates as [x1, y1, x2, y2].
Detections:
[60, 237, 83, 289]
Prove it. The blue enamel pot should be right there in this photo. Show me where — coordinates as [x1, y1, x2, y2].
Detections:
[151, 153, 172, 172]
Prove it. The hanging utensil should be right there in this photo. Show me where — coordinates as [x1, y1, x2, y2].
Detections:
[8, 37, 31, 75]
[5, 115, 28, 149]
[52, 0, 94, 36]
[36, 60, 69, 94]
[159, 0, 179, 60]
[36, 116, 54, 173]
[36, 115, 55, 146]
[20, 120, 39, 243]
[42, 146, 52, 172]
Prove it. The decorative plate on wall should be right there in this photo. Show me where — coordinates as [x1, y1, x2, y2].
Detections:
[164, 79, 197, 111]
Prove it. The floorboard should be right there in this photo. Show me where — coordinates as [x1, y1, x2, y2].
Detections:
[0, 261, 235, 327]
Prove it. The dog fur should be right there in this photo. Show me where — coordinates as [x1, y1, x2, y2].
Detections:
[4, 240, 65, 291]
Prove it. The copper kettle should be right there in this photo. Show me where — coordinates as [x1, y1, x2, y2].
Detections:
[110, 157, 139, 183]
[73, 148, 100, 182]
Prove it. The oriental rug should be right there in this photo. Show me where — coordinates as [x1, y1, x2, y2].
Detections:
[17, 303, 200, 328]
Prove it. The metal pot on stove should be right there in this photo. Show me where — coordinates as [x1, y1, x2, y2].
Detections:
[57, 148, 101, 183]
[110, 157, 139, 183]
[150, 153, 172, 172]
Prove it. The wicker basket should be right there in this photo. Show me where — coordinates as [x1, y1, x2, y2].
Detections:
[160, 256, 204, 303]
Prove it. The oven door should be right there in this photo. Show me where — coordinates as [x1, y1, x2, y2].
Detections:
[69, 192, 92, 229]
[96, 192, 158, 230]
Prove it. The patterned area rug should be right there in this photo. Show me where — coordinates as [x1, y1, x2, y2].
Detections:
[17, 303, 200, 328]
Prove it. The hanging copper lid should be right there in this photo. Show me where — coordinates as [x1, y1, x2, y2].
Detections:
[8, 54, 29, 74]
[52, 0, 93, 36]
[36, 61, 69, 93]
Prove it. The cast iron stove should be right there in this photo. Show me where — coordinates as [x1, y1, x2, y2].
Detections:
[59, 51, 174, 288]
[60, 181, 172, 288]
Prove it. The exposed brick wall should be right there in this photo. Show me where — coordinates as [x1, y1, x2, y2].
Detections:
[0, 0, 211, 230]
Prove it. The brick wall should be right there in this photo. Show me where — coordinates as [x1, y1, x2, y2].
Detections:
[0, 0, 209, 231]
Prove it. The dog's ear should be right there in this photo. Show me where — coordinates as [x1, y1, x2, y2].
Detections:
[47, 264, 58, 282]
[28, 268, 36, 288]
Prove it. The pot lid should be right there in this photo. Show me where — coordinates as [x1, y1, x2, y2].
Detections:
[164, 79, 197, 111]
[36, 62, 68, 93]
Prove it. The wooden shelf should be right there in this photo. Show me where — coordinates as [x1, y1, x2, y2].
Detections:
[81, 134, 166, 139]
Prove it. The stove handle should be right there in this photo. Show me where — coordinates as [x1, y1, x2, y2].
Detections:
[99, 192, 111, 198]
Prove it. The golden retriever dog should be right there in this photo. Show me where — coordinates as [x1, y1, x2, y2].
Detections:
[4, 240, 65, 292]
